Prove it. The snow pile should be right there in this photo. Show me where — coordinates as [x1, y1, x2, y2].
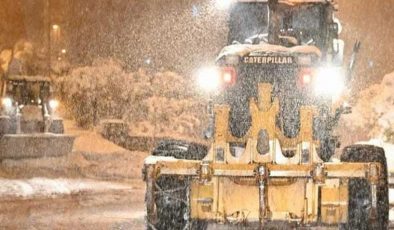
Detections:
[58, 58, 207, 140]
[218, 43, 321, 61]
[340, 72, 394, 143]
[0, 120, 149, 180]
[0, 178, 131, 199]
[74, 132, 126, 154]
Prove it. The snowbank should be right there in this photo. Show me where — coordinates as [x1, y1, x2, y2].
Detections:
[0, 178, 130, 199]
[74, 132, 125, 154]
[217, 43, 321, 61]
[339, 71, 394, 143]
[1, 120, 148, 180]
[59, 59, 207, 141]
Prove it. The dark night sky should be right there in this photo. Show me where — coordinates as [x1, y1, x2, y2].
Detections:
[1, 0, 394, 87]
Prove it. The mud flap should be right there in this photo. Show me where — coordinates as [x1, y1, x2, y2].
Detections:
[0, 133, 75, 159]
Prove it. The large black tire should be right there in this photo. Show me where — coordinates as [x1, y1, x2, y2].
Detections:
[149, 139, 208, 230]
[49, 119, 65, 134]
[152, 139, 208, 160]
[340, 145, 389, 230]
[0, 116, 11, 136]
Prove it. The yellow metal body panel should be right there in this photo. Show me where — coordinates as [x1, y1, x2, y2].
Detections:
[191, 181, 216, 219]
[191, 178, 308, 222]
[321, 180, 348, 224]
[221, 178, 260, 222]
[267, 179, 305, 219]
[189, 176, 353, 223]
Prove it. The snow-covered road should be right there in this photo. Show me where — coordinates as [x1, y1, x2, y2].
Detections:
[0, 178, 131, 198]
[0, 178, 146, 229]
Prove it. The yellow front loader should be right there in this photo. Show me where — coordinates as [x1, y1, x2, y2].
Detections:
[143, 0, 388, 229]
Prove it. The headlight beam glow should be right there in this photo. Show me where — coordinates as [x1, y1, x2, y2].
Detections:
[215, 0, 234, 10]
[196, 67, 221, 92]
[1, 97, 12, 108]
[49, 99, 60, 110]
[313, 67, 345, 99]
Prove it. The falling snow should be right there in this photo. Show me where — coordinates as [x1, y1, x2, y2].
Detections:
[0, 0, 394, 229]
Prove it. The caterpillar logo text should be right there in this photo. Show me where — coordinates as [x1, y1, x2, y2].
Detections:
[243, 56, 294, 64]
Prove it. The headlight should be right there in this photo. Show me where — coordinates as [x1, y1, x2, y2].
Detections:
[313, 67, 345, 99]
[215, 0, 234, 10]
[49, 99, 59, 110]
[196, 67, 221, 92]
[1, 97, 12, 108]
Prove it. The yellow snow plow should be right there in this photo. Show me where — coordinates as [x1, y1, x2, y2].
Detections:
[0, 75, 74, 159]
[143, 0, 388, 229]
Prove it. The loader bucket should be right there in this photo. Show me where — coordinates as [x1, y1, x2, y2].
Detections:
[0, 133, 75, 160]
